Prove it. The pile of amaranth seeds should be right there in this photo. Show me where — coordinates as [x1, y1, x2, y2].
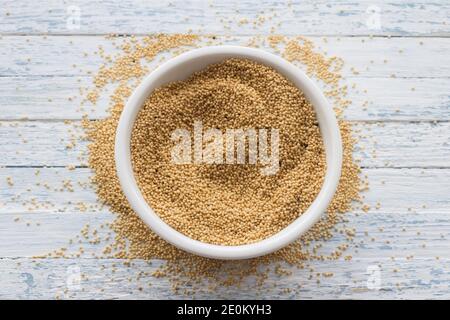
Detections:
[73, 34, 366, 295]
[131, 57, 326, 246]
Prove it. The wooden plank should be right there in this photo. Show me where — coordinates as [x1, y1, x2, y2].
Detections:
[0, 36, 116, 76]
[0, 257, 449, 299]
[2, 209, 450, 259]
[1, 76, 449, 121]
[0, 0, 449, 36]
[0, 167, 99, 214]
[0, 120, 87, 167]
[0, 167, 449, 258]
[343, 77, 450, 121]
[0, 167, 448, 215]
[353, 121, 450, 168]
[0, 76, 105, 121]
[0, 120, 448, 167]
[0, 36, 449, 78]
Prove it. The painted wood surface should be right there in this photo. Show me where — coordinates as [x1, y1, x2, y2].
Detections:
[2, 257, 450, 300]
[1, 167, 449, 215]
[0, 1, 449, 299]
[0, 121, 449, 168]
[1, 36, 449, 77]
[1, 168, 449, 256]
[1, 76, 450, 121]
[0, 0, 449, 36]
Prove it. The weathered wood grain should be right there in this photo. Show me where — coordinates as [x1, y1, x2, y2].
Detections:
[0, 0, 449, 36]
[0, 120, 88, 167]
[2, 208, 450, 259]
[0, 256, 449, 299]
[1, 168, 449, 261]
[0, 120, 449, 168]
[1, 36, 449, 78]
[1, 168, 448, 215]
[1, 76, 449, 121]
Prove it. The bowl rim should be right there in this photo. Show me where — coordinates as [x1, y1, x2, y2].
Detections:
[114, 45, 343, 260]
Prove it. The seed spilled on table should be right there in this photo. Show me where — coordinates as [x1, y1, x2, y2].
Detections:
[74, 34, 364, 294]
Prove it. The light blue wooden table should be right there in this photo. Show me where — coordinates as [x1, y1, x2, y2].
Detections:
[0, 0, 449, 299]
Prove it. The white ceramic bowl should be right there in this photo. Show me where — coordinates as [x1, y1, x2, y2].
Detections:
[115, 46, 342, 260]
